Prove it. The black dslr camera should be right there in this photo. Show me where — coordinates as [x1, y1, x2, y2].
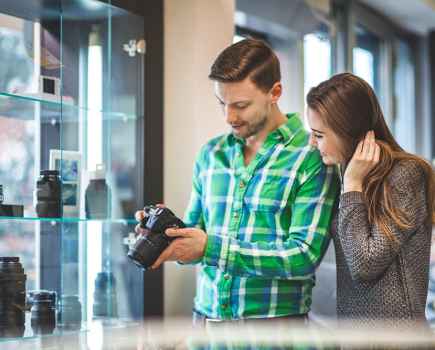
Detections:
[127, 205, 185, 270]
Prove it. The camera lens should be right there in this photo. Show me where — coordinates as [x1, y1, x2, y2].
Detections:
[57, 295, 81, 331]
[128, 232, 171, 269]
[0, 257, 26, 338]
[93, 272, 117, 318]
[28, 290, 56, 335]
[36, 170, 62, 218]
[127, 206, 185, 270]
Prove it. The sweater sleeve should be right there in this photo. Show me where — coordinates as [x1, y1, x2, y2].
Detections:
[337, 161, 429, 283]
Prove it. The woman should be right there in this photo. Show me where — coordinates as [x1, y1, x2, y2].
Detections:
[306, 73, 435, 326]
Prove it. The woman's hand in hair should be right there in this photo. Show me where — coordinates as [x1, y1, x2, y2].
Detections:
[343, 131, 380, 193]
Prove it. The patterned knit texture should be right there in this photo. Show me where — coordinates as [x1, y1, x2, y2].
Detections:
[332, 159, 431, 326]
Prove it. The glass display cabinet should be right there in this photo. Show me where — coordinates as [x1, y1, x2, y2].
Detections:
[0, 0, 157, 341]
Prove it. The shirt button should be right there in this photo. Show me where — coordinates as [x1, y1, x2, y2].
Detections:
[233, 211, 239, 218]
[221, 304, 228, 309]
[239, 181, 245, 189]
[224, 274, 231, 280]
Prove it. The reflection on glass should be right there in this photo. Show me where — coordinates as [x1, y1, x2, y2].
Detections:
[0, 13, 38, 216]
[87, 25, 103, 170]
[86, 221, 103, 323]
[0, 2, 146, 339]
[86, 24, 104, 325]
[0, 116, 35, 214]
[353, 25, 381, 94]
[0, 221, 36, 290]
[0, 13, 34, 93]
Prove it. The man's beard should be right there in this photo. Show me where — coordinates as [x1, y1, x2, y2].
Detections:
[239, 114, 268, 139]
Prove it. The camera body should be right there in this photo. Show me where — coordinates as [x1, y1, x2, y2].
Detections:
[127, 205, 185, 270]
[35, 170, 62, 218]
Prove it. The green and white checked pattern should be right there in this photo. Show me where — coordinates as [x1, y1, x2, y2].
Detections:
[184, 113, 339, 320]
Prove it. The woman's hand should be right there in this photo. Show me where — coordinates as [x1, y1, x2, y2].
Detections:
[343, 130, 380, 193]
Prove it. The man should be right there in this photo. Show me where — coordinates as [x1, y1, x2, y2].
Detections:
[136, 39, 339, 322]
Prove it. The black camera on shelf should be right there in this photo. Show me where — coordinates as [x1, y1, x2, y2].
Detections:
[93, 272, 117, 318]
[0, 257, 26, 338]
[57, 295, 82, 331]
[35, 170, 62, 218]
[27, 290, 57, 335]
[127, 205, 185, 270]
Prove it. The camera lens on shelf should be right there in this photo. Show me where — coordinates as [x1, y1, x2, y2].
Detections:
[28, 290, 56, 335]
[57, 295, 82, 331]
[85, 164, 111, 219]
[93, 272, 117, 318]
[0, 257, 26, 338]
[36, 170, 62, 218]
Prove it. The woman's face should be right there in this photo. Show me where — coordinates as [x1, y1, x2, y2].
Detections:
[306, 108, 346, 165]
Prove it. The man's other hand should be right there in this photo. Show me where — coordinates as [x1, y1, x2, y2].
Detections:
[151, 228, 207, 269]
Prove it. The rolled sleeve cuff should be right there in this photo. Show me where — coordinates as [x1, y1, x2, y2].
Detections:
[203, 235, 230, 270]
[339, 191, 365, 209]
[177, 258, 202, 266]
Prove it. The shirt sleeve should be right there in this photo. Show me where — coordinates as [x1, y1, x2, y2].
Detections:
[203, 157, 340, 279]
[178, 149, 206, 266]
[183, 149, 206, 230]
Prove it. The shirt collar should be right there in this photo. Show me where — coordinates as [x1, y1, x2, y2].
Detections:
[273, 113, 302, 144]
[227, 113, 302, 146]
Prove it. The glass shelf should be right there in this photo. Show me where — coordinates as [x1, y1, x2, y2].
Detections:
[0, 215, 137, 225]
[0, 217, 144, 343]
[0, 92, 138, 122]
[0, 0, 147, 342]
[0, 318, 140, 346]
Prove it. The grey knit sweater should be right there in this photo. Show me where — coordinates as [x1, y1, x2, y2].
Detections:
[331, 159, 432, 324]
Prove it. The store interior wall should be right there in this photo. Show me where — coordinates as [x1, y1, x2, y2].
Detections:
[163, 0, 235, 317]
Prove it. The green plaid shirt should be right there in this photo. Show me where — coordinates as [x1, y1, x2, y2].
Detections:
[184, 113, 339, 320]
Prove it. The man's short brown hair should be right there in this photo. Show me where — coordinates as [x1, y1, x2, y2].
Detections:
[209, 39, 281, 93]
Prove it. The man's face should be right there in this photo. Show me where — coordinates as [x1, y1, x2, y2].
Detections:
[214, 78, 273, 139]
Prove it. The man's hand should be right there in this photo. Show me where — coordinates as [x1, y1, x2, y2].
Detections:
[151, 228, 207, 269]
[134, 209, 148, 235]
[134, 204, 166, 235]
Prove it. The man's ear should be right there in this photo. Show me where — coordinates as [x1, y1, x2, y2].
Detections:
[270, 82, 282, 104]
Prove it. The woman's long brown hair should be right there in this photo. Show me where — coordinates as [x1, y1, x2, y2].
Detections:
[307, 73, 435, 241]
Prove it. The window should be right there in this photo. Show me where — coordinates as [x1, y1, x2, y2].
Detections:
[393, 39, 416, 153]
[303, 31, 332, 102]
[234, 3, 332, 118]
[234, 26, 270, 43]
[353, 25, 381, 95]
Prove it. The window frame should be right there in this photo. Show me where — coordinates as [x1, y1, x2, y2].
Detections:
[332, 1, 427, 158]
